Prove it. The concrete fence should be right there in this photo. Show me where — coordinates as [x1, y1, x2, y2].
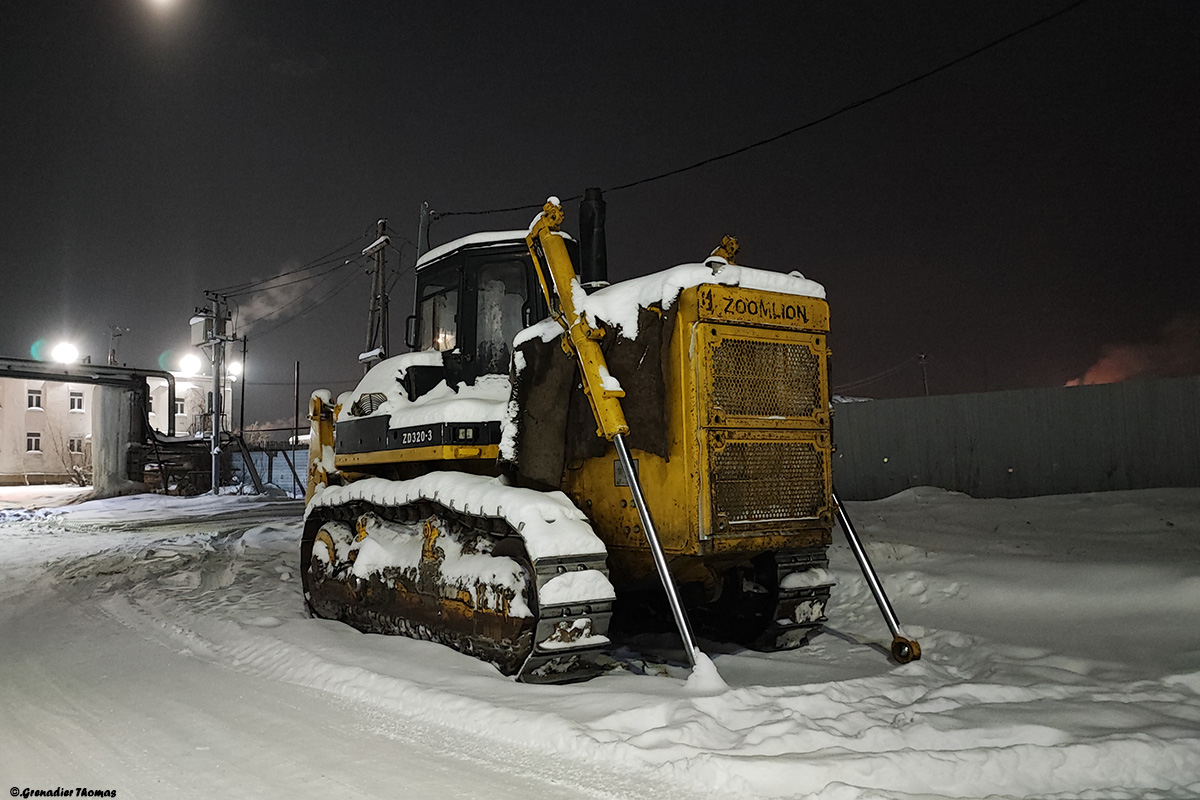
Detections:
[831, 375, 1200, 500]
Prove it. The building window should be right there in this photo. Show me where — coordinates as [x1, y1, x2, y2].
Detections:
[68, 436, 84, 454]
[175, 398, 186, 415]
[26, 432, 42, 452]
[70, 391, 84, 411]
[27, 389, 42, 409]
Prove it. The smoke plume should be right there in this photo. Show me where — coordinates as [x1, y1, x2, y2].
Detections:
[1066, 316, 1200, 386]
[236, 264, 316, 332]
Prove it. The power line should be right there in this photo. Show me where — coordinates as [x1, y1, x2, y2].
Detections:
[386, 240, 417, 295]
[249, 268, 371, 340]
[219, 249, 363, 299]
[230, 228, 415, 341]
[227, 256, 361, 302]
[209, 230, 373, 297]
[205, 4, 1092, 349]
[244, 268, 361, 332]
[237, 257, 365, 328]
[203, 0, 1090, 372]
[435, 0, 1089, 218]
[834, 357, 921, 393]
[436, 200, 553, 219]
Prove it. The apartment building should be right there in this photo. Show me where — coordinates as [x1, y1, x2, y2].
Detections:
[0, 378, 93, 485]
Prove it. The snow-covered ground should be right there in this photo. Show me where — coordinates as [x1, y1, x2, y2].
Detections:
[1, 485, 1198, 799]
[0, 484, 93, 510]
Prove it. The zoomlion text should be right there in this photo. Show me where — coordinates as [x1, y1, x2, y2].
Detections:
[722, 295, 810, 323]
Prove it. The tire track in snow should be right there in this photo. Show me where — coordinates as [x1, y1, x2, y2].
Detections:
[13, 495, 1200, 800]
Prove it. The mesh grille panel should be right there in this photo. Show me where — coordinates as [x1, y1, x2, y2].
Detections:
[711, 439, 825, 525]
[710, 338, 820, 419]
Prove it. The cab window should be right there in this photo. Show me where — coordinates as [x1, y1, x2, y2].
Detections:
[418, 268, 458, 352]
[475, 259, 528, 374]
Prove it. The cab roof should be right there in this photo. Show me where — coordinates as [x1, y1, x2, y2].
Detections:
[415, 229, 576, 271]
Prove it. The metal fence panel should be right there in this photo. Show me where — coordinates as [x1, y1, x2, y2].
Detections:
[231, 445, 309, 497]
[833, 376, 1200, 499]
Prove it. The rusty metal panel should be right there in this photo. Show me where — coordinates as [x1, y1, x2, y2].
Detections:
[711, 335, 821, 420]
[703, 431, 831, 538]
[698, 323, 830, 429]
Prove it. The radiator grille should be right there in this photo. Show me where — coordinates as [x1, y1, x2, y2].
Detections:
[350, 392, 388, 417]
[711, 439, 826, 526]
[710, 338, 820, 419]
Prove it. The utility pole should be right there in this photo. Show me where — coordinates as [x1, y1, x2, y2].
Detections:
[360, 219, 390, 374]
[208, 293, 224, 496]
[293, 360, 300, 498]
[107, 325, 129, 366]
[919, 353, 930, 397]
[199, 293, 235, 496]
[416, 201, 432, 260]
[238, 336, 247, 434]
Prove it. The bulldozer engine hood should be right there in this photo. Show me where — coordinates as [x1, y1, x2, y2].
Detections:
[569, 261, 824, 340]
[337, 353, 510, 430]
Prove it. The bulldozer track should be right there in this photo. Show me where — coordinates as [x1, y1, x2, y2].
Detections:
[301, 491, 614, 683]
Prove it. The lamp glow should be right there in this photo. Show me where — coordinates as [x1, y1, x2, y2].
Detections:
[179, 354, 202, 376]
[51, 342, 79, 364]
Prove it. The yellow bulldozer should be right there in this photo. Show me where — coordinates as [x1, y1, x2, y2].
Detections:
[302, 191, 918, 682]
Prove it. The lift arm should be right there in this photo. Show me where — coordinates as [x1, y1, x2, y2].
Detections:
[526, 198, 629, 441]
[526, 197, 702, 670]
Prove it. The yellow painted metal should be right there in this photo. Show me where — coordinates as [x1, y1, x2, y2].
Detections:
[695, 284, 829, 332]
[314, 527, 337, 564]
[305, 393, 339, 503]
[334, 444, 500, 469]
[697, 428, 833, 538]
[709, 235, 739, 264]
[696, 322, 830, 430]
[526, 198, 629, 441]
[562, 282, 833, 582]
[421, 519, 442, 563]
[315, 202, 834, 608]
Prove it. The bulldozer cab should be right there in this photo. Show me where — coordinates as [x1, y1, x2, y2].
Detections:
[408, 235, 564, 383]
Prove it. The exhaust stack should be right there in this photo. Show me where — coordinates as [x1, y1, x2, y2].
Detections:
[578, 187, 608, 289]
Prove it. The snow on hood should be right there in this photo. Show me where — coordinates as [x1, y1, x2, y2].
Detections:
[337, 353, 510, 429]
[517, 261, 826, 345]
[347, 352, 444, 399]
[584, 261, 825, 337]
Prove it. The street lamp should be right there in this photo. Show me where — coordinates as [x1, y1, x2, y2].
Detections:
[51, 342, 80, 364]
[179, 353, 202, 376]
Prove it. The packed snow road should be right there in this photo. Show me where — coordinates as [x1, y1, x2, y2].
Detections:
[1, 487, 1199, 799]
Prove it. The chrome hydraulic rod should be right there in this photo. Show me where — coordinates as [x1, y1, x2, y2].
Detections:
[614, 433, 700, 668]
[833, 489, 922, 663]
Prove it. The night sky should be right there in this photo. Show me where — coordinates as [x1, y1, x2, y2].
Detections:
[3, 0, 1197, 426]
